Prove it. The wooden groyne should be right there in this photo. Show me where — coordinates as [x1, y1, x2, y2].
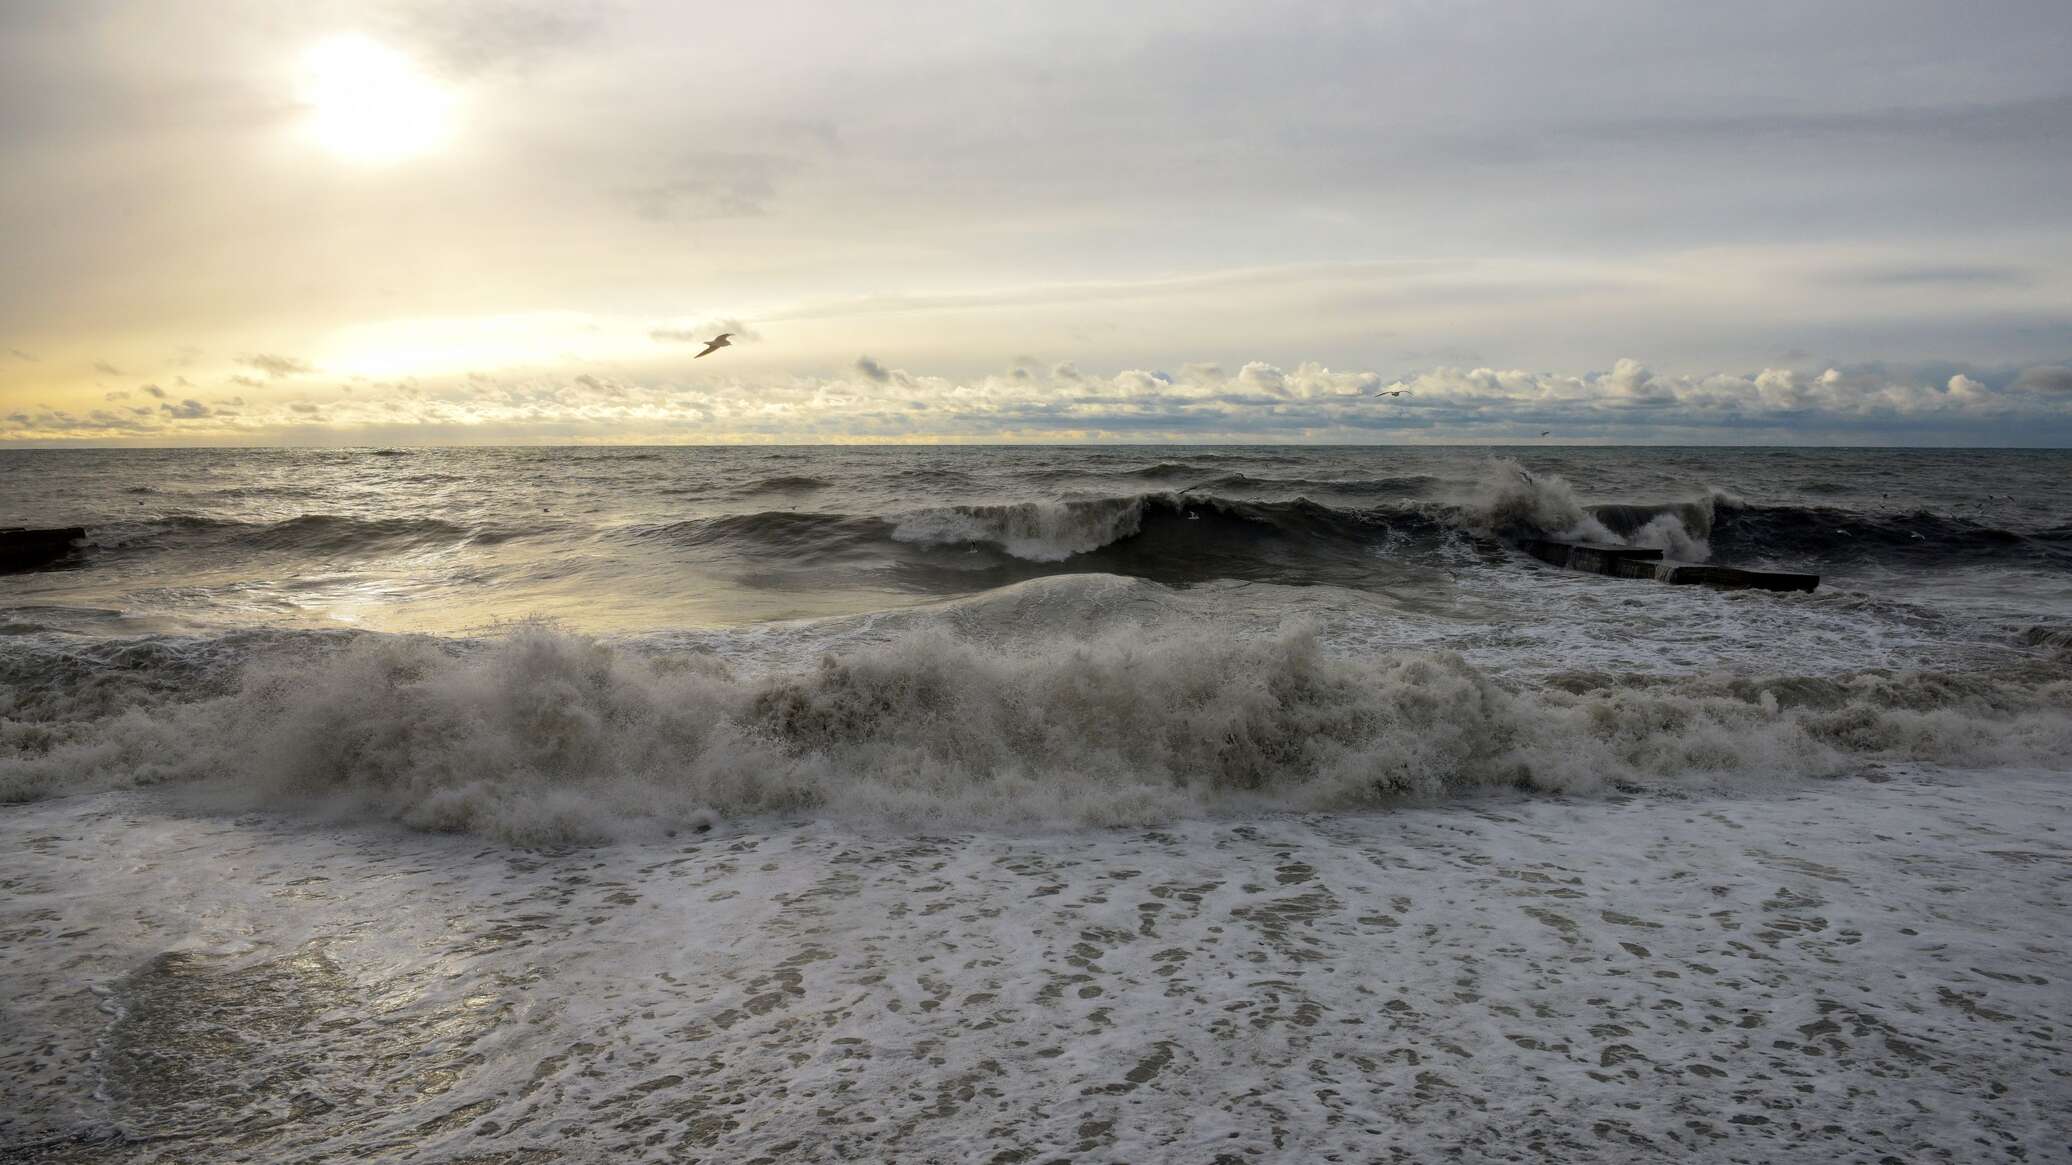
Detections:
[1, 527, 86, 573]
[1527, 539, 1817, 593]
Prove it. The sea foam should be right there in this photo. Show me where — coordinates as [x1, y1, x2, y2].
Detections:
[4, 619, 2066, 845]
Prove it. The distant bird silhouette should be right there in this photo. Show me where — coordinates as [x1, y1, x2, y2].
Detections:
[694, 334, 734, 359]
[1540, 431, 1551, 437]
[1374, 389, 1407, 397]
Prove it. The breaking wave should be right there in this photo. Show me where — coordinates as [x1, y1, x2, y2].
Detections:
[1462, 458, 2071, 568]
[635, 494, 1430, 589]
[39, 459, 2070, 602]
[892, 497, 1155, 562]
[2, 620, 2066, 845]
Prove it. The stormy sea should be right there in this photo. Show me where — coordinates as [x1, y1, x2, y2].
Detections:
[2, 445, 2068, 1163]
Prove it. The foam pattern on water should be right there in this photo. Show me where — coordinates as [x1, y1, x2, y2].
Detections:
[2, 771, 2065, 1162]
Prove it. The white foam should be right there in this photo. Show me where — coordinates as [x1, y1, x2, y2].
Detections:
[890, 496, 1151, 561]
[3, 768, 2067, 1160]
[1458, 457, 1713, 560]
[4, 620, 2066, 844]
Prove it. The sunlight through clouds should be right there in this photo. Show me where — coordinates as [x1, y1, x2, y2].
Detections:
[299, 35, 456, 162]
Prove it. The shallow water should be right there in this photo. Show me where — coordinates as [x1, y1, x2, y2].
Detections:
[2, 768, 2066, 1162]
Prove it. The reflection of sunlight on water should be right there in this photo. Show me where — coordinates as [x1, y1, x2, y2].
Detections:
[95, 939, 514, 1149]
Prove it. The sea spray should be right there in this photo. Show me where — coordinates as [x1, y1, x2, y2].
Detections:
[4, 621, 2067, 843]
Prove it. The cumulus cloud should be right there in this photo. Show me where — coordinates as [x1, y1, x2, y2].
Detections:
[141, 384, 167, 399]
[7, 354, 2071, 445]
[570, 373, 629, 397]
[92, 360, 121, 376]
[240, 353, 313, 378]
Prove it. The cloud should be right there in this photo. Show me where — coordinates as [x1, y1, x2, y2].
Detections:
[92, 360, 121, 376]
[2013, 365, 2072, 393]
[570, 373, 629, 397]
[240, 353, 314, 378]
[141, 383, 167, 399]
[649, 318, 758, 344]
[1568, 93, 2072, 153]
[390, 0, 611, 78]
[8, 351, 2072, 445]
[763, 261, 1467, 324]
[7, 348, 35, 362]
[1829, 264, 2036, 287]
[624, 154, 784, 222]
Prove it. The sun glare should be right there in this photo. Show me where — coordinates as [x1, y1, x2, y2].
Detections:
[300, 35, 453, 163]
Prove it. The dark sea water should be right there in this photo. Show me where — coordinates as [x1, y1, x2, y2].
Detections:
[3, 446, 2068, 1162]
[4, 445, 2068, 634]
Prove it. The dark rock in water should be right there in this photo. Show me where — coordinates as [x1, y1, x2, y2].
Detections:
[1658, 564, 1819, 593]
[1527, 538, 1817, 592]
[0, 526, 86, 573]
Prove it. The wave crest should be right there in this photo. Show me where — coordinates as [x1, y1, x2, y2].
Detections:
[4, 624, 2066, 844]
[892, 497, 1151, 562]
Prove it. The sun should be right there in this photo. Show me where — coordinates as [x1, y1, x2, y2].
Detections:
[299, 36, 454, 163]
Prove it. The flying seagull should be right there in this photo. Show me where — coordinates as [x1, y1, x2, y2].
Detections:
[694, 333, 734, 359]
[1374, 389, 1407, 397]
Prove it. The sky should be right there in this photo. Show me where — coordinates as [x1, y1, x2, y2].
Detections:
[2, 0, 2069, 446]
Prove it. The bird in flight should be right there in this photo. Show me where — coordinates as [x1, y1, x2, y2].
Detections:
[1540, 431, 1551, 437]
[1374, 388, 1408, 397]
[694, 334, 734, 359]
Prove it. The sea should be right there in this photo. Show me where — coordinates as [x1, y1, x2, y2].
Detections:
[2, 446, 2068, 1162]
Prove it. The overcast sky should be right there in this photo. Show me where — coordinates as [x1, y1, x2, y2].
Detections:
[3, 0, 2069, 444]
